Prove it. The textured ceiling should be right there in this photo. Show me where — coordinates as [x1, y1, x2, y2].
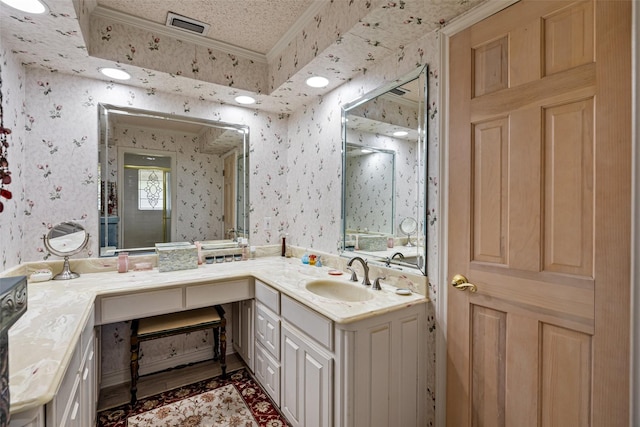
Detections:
[97, 0, 318, 55]
[0, 0, 484, 113]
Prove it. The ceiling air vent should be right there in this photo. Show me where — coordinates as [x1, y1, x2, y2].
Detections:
[165, 12, 210, 35]
[389, 87, 407, 96]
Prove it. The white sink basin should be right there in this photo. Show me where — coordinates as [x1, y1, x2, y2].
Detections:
[305, 279, 374, 302]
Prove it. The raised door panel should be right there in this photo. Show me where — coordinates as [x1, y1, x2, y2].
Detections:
[9, 407, 45, 427]
[396, 313, 422, 426]
[232, 299, 254, 370]
[254, 342, 280, 406]
[281, 330, 302, 427]
[256, 303, 280, 359]
[80, 339, 96, 427]
[302, 344, 332, 427]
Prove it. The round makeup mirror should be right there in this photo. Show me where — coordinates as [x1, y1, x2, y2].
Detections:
[399, 217, 417, 247]
[43, 221, 89, 280]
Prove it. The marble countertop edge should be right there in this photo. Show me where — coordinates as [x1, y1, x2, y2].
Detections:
[6, 256, 428, 414]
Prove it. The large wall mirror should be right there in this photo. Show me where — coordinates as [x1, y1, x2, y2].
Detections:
[98, 104, 249, 256]
[341, 65, 428, 275]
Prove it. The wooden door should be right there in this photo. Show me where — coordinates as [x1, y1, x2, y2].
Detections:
[446, 1, 631, 426]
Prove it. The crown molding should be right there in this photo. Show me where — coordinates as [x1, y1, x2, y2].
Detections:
[440, 0, 520, 37]
[266, 0, 328, 63]
[92, 5, 268, 64]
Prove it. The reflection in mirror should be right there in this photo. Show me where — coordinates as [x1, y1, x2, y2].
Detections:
[43, 221, 90, 279]
[341, 65, 428, 274]
[345, 143, 395, 236]
[98, 104, 250, 256]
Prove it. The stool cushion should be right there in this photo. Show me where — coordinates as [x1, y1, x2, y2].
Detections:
[137, 307, 222, 337]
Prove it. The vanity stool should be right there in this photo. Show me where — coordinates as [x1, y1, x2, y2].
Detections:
[129, 305, 226, 405]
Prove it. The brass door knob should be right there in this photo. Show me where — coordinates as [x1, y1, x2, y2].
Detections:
[451, 274, 477, 293]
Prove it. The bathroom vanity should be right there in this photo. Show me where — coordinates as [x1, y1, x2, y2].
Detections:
[6, 257, 427, 427]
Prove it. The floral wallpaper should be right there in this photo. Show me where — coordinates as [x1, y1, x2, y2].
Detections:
[345, 149, 395, 235]
[89, 17, 270, 94]
[0, 4, 449, 424]
[0, 46, 25, 271]
[108, 122, 227, 244]
[13, 69, 286, 262]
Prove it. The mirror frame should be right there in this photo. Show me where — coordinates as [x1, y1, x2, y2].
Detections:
[97, 103, 250, 256]
[340, 65, 428, 275]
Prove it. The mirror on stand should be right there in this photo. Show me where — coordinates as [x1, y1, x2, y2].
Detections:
[43, 221, 90, 279]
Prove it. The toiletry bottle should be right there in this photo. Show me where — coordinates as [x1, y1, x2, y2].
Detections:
[241, 238, 249, 261]
[302, 251, 310, 264]
[309, 254, 316, 266]
[281, 234, 287, 257]
[195, 241, 203, 265]
[316, 256, 322, 267]
[117, 252, 129, 273]
[250, 246, 256, 260]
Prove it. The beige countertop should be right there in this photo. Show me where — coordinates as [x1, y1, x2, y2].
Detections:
[7, 256, 427, 414]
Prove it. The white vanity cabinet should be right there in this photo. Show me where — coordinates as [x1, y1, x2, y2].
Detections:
[231, 299, 254, 372]
[45, 307, 97, 427]
[253, 280, 281, 405]
[10, 310, 97, 427]
[249, 280, 426, 427]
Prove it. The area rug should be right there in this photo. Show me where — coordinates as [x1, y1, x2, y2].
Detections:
[97, 368, 289, 427]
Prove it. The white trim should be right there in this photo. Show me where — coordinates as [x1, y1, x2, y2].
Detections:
[266, 0, 328, 63]
[631, 2, 639, 426]
[92, 6, 267, 64]
[435, 30, 450, 427]
[435, 1, 520, 426]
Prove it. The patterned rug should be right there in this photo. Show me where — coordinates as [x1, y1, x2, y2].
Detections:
[97, 368, 289, 427]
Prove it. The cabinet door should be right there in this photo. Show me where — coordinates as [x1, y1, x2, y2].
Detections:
[254, 342, 280, 405]
[256, 303, 280, 359]
[80, 339, 97, 427]
[232, 300, 254, 371]
[61, 380, 82, 427]
[281, 324, 332, 427]
[9, 407, 45, 427]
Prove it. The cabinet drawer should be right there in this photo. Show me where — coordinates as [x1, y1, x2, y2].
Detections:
[281, 295, 333, 351]
[80, 307, 94, 356]
[254, 342, 280, 405]
[186, 279, 253, 308]
[99, 288, 183, 323]
[255, 280, 279, 313]
[48, 344, 80, 427]
[255, 302, 280, 359]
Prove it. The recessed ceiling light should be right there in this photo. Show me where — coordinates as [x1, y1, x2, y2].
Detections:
[306, 76, 329, 88]
[0, 0, 47, 14]
[393, 131, 408, 137]
[100, 68, 131, 80]
[235, 96, 256, 105]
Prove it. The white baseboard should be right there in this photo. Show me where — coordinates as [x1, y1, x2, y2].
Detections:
[101, 347, 227, 389]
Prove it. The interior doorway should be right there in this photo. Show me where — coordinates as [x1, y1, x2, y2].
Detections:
[120, 150, 175, 248]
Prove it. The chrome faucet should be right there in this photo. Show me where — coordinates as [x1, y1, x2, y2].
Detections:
[372, 276, 386, 291]
[347, 256, 371, 287]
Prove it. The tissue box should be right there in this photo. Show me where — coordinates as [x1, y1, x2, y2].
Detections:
[155, 242, 198, 272]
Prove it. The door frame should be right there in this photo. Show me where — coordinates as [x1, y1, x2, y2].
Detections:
[435, 1, 639, 425]
[632, 2, 640, 425]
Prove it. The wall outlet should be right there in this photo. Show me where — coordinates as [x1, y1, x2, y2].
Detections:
[264, 216, 271, 230]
